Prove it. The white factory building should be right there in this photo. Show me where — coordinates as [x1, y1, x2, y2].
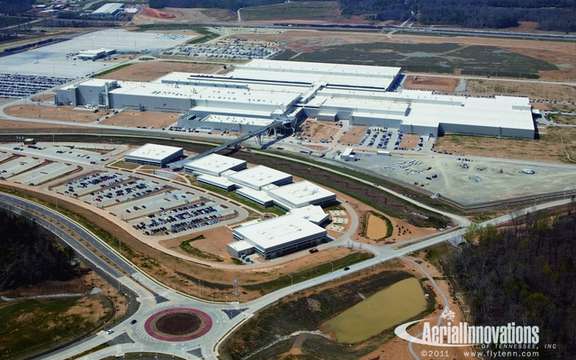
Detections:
[55, 59, 536, 139]
[124, 143, 183, 166]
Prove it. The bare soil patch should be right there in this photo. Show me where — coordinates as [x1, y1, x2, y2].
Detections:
[339, 126, 367, 146]
[5, 105, 105, 123]
[134, 7, 234, 24]
[0, 118, 77, 130]
[299, 119, 340, 143]
[435, 127, 576, 163]
[101, 111, 179, 129]
[403, 75, 459, 93]
[466, 79, 576, 103]
[97, 61, 224, 82]
[399, 134, 420, 149]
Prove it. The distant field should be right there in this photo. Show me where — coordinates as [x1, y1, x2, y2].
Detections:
[276, 42, 556, 78]
[236, 30, 575, 80]
[435, 127, 576, 164]
[96, 60, 224, 81]
[240, 1, 340, 21]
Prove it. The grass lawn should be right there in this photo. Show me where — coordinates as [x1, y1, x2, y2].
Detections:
[0, 297, 110, 360]
[279, 42, 556, 78]
[243, 252, 374, 293]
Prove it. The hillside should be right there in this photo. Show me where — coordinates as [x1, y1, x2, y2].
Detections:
[0, 208, 78, 291]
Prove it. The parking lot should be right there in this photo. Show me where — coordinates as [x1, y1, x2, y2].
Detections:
[165, 39, 281, 60]
[357, 127, 435, 151]
[0, 142, 124, 166]
[10, 162, 78, 186]
[0, 156, 45, 179]
[80, 178, 166, 208]
[129, 200, 236, 236]
[53, 171, 131, 197]
[52, 169, 245, 237]
[108, 189, 199, 221]
[342, 152, 576, 205]
[0, 73, 70, 98]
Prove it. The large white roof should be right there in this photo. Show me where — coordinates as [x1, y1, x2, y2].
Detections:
[109, 80, 297, 106]
[268, 180, 335, 208]
[232, 59, 400, 89]
[234, 214, 326, 251]
[289, 205, 329, 224]
[126, 143, 182, 161]
[185, 154, 246, 175]
[228, 165, 291, 189]
[309, 88, 534, 131]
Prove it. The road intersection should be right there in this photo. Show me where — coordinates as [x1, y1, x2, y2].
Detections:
[1, 188, 573, 359]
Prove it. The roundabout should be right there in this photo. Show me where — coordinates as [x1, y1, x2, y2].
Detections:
[144, 308, 213, 342]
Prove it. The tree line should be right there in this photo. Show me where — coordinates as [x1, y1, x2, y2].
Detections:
[0, 0, 35, 16]
[0, 208, 78, 291]
[340, 0, 576, 32]
[442, 208, 576, 358]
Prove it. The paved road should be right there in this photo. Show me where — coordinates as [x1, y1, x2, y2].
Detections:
[2, 192, 572, 359]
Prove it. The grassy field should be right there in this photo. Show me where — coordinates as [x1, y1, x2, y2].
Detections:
[179, 235, 224, 262]
[243, 252, 374, 294]
[323, 277, 427, 343]
[241, 1, 339, 21]
[0, 297, 112, 360]
[362, 211, 393, 241]
[276, 42, 556, 78]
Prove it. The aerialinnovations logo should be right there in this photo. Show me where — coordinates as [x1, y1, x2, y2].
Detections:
[394, 308, 540, 347]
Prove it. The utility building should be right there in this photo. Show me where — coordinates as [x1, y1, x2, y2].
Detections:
[124, 143, 183, 167]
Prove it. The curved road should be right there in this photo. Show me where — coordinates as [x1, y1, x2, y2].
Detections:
[1, 191, 572, 359]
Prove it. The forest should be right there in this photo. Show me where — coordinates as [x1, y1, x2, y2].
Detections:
[340, 0, 576, 32]
[148, 0, 576, 32]
[0, 0, 35, 16]
[0, 208, 78, 291]
[443, 208, 576, 358]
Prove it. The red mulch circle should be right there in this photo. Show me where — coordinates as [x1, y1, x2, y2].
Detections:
[144, 308, 213, 342]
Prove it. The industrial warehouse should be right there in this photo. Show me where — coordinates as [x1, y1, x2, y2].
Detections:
[55, 59, 536, 138]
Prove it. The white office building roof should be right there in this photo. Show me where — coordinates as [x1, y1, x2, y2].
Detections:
[92, 3, 123, 14]
[185, 154, 246, 176]
[268, 180, 336, 208]
[234, 214, 326, 252]
[227, 165, 292, 190]
[289, 205, 329, 225]
[232, 59, 401, 89]
[126, 143, 183, 162]
[228, 240, 254, 253]
[236, 187, 274, 206]
[197, 174, 236, 190]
